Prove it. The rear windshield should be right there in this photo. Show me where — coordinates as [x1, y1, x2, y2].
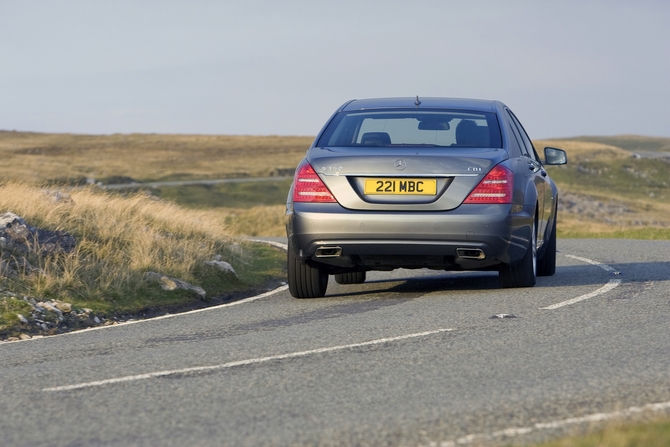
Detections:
[317, 109, 502, 148]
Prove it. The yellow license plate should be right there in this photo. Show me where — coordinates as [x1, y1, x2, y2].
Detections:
[364, 178, 437, 195]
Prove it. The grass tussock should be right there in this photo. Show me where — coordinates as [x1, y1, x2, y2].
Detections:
[218, 205, 287, 237]
[0, 181, 281, 321]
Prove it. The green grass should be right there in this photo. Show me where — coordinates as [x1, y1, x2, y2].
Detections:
[149, 179, 293, 209]
[548, 158, 669, 202]
[0, 296, 33, 329]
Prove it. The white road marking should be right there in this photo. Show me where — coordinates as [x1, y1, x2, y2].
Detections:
[564, 254, 621, 274]
[43, 328, 454, 392]
[541, 279, 622, 310]
[426, 400, 670, 447]
[542, 254, 622, 310]
[27, 284, 290, 340]
[246, 239, 288, 251]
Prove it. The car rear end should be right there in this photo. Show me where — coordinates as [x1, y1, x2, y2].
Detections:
[286, 97, 535, 297]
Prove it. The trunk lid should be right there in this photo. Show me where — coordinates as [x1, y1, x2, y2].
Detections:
[307, 146, 509, 211]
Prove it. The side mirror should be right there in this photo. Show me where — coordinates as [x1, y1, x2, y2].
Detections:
[544, 147, 567, 165]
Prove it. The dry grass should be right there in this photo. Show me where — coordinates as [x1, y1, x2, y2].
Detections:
[562, 134, 670, 153]
[218, 205, 287, 237]
[0, 131, 311, 183]
[0, 181, 242, 307]
[535, 139, 633, 162]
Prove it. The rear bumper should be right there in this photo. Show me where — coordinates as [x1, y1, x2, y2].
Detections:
[287, 202, 533, 271]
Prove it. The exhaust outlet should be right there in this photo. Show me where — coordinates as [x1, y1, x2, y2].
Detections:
[315, 246, 342, 258]
[456, 248, 485, 260]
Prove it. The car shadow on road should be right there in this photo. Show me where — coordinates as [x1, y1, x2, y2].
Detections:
[325, 260, 669, 298]
[327, 272, 500, 298]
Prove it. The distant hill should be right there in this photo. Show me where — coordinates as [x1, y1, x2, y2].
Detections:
[562, 135, 670, 153]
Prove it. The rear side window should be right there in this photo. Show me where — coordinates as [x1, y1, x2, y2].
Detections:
[506, 109, 537, 159]
[318, 109, 502, 148]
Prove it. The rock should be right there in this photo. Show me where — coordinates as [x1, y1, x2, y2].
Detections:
[17, 314, 29, 324]
[4, 221, 32, 245]
[42, 190, 74, 204]
[0, 259, 17, 277]
[0, 212, 76, 257]
[0, 212, 26, 228]
[38, 301, 63, 315]
[145, 272, 207, 300]
[19, 334, 31, 340]
[204, 260, 236, 275]
[14, 257, 45, 276]
[229, 243, 244, 256]
[54, 302, 72, 313]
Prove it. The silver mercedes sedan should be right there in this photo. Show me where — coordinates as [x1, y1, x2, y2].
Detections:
[286, 97, 567, 298]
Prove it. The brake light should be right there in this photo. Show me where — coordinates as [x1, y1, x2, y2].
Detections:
[463, 165, 513, 204]
[292, 163, 337, 203]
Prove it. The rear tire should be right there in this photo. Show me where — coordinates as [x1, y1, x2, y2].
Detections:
[288, 246, 328, 298]
[499, 220, 537, 288]
[334, 271, 366, 284]
[537, 214, 557, 277]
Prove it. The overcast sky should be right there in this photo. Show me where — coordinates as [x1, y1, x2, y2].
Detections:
[1, 1, 669, 139]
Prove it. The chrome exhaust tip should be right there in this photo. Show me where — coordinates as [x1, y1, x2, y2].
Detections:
[315, 246, 342, 258]
[456, 248, 485, 260]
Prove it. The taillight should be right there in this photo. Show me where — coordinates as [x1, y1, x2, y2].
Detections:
[463, 165, 513, 204]
[292, 163, 337, 203]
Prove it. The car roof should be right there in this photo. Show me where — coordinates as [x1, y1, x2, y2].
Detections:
[339, 97, 502, 113]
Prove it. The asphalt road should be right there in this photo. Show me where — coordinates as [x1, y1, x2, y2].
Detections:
[1, 239, 669, 447]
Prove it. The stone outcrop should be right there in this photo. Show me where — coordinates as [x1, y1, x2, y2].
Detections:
[1, 212, 77, 279]
[0, 212, 76, 256]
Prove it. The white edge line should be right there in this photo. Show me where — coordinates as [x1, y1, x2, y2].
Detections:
[43, 328, 454, 392]
[542, 254, 622, 310]
[564, 254, 620, 274]
[433, 401, 670, 447]
[10, 285, 290, 341]
[246, 239, 288, 251]
[541, 279, 622, 310]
